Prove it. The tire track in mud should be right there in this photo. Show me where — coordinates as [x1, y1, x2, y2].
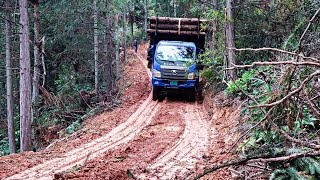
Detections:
[136, 53, 211, 179]
[140, 102, 210, 179]
[7, 94, 159, 180]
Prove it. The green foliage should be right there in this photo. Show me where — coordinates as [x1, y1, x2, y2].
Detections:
[66, 120, 81, 134]
[198, 49, 224, 89]
[270, 167, 306, 180]
[0, 130, 19, 156]
[283, 20, 306, 51]
[0, 139, 10, 156]
[149, 0, 204, 17]
[270, 155, 320, 180]
[226, 70, 255, 94]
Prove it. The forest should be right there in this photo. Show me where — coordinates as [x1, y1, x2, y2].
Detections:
[0, 0, 320, 179]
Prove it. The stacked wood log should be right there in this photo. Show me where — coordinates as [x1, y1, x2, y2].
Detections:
[147, 16, 207, 37]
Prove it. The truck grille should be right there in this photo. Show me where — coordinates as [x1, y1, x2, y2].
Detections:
[161, 68, 187, 80]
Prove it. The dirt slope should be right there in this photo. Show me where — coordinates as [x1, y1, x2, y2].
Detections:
[1, 46, 241, 180]
[0, 49, 151, 179]
[6, 94, 160, 179]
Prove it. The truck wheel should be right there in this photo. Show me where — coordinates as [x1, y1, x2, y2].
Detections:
[152, 86, 158, 101]
[188, 88, 196, 102]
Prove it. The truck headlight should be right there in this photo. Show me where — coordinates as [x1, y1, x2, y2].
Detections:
[188, 72, 195, 80]
[153, 69, 161, 78]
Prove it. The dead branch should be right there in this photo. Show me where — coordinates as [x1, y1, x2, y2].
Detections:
[272, 123, 320, 150]
[250, 151, 320, 163]
[228, 47, 320, 62]
[227, 107, 274, 154]
[194, 153, 270, 179]
[303, 88, 320, 119]
[297, 8, 320, 50]
[195, 151, 320, 179]
[225, 61, 320, 70]
[250, 70, 320, 108]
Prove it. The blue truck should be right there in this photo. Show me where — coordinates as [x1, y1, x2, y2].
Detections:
[147, 16, 207, 101]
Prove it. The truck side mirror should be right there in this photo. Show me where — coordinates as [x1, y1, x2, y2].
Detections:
[197, 64, 204, 70]
[196, 48, 204, 55]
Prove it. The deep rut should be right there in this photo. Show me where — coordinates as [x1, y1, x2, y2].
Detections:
[140, 103, 210, 179]
[6, 94, 159, 180]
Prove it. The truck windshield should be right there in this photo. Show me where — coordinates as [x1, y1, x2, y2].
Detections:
[155, 45, 195, 62]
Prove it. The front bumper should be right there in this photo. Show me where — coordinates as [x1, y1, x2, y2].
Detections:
[152, 78, 198, 89]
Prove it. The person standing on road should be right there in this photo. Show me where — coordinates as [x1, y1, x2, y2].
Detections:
[134, 39, 138, 53]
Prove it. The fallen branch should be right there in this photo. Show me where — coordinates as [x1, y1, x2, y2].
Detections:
[297, 8, 320, 50]
[195, 151, 320, 179]
[194, 153, 270, 179]
[225, 61, 320, 70]
[303, 88, 320, 119]
[250, 151, 320, 163]
[228, 47, 320, 62]
[227, 107, 274, 154]
[250, 70, 320, 108]
[272, 122, 320, 150]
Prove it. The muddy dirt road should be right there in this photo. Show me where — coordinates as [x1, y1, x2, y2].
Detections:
[2, 48, 239, 179]
[140, 103, 209, 179]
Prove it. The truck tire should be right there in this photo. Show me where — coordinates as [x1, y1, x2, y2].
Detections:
[152, 86, 158, 101]
[188, 88, 196, 102]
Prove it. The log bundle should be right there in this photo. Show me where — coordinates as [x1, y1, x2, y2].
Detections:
[147, 16, 207, 37]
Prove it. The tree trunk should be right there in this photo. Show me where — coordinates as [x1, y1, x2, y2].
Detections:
[130, 15, 133, 42]
[173, 0, 177, 17]
[115, 15, 120, 80]
[150, 24, 205, 31]
[122, 4, 127, 63]
[149, 16, 207, 24]
[19, 0, 32, 152]
[144, 0, 148, 40]
[129, 0, 134, 41]
[93, 0, 99, 93]
[32, 0, 40, 103]
[129, 0, 134, 43]
[104, 0, 112, 93]
[210, 0, 218, 52]
[5, 0, 15, 154]
[31, 0, 40, 151]
[225, 0, 236, 80]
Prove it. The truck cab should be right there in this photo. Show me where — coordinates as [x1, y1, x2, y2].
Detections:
[151, 40, 199, 100]
[147, 16, 208, 101]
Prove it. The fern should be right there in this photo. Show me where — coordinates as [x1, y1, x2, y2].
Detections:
[270, 169, 289, 180]
[312, 160, 320, 175]
[287, 167, 306, 180]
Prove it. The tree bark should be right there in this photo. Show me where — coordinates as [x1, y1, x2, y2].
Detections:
[144, 0, 148, 39]
[93, 0, 99, 93]
[210, 0, 218, 52]
[225, 0, 236, 80]
[129, 0, 134, 43]
[5, 0, 15, 154]
[104, 0, 112, 93]
[149, 16, 207, 24]
[173, 0, 177, 17]
[115, 15, 120, 80]
[150, 24, 205, 31]
[32, 0, 40, 103]
[19, 0, 32, 152]
[31, 0, 40, 151]
[122, 4, 127, 63]
[147, 29, 206, 35]
[129, 0, 134, 42]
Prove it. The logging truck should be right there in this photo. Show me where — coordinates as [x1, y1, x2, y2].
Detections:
[147, 16, 207, 101]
